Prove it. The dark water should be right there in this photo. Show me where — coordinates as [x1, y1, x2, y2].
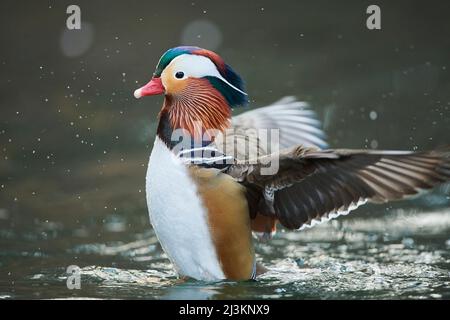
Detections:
[1, 0, 450, 299]
[1, 209, 450, 299]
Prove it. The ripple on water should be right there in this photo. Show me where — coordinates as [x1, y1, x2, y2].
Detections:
[5, 209, 450, 299]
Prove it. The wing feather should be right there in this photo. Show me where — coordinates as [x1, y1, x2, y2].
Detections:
[230, 147, 450, 230]
[232, 96, 328, 149]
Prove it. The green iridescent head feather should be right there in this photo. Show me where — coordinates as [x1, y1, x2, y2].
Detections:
[153, 46, 248, 107]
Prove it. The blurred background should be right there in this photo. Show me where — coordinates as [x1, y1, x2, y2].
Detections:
[0, 0, 449, 299]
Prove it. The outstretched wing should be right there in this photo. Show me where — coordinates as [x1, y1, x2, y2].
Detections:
[232, 96, 328, 149]
[228, 147, 450, 230]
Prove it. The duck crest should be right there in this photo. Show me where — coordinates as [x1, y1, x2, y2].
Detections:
[155, 46, 248, 107]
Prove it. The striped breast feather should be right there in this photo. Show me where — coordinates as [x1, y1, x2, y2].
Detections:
[232, 96, 328, 149]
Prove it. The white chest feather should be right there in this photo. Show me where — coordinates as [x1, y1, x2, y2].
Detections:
[146, 137, 224, 280]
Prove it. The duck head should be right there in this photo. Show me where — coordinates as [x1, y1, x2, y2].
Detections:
[134, 46, 247, 145]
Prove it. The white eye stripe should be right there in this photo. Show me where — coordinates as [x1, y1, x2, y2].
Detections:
[166, 54, 247, 95]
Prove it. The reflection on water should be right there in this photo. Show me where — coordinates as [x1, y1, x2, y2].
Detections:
[1, 210, 449, 299]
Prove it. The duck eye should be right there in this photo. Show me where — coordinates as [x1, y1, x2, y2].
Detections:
[175, 71, 184, 79]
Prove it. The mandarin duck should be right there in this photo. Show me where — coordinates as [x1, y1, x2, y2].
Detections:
[133, 46, 450, 281]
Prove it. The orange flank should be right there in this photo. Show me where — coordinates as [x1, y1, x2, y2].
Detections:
[251, 214, 277, 237]
[189, 167, 254, 280]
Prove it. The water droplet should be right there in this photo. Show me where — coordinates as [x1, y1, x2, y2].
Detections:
[370, 140, 378, 149]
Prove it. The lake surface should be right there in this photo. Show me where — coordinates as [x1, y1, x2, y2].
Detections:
[0, 0, 449, 299]
[1, 209, 450, 299]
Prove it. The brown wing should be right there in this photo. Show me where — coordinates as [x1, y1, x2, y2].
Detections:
[228, 146, 450, 230]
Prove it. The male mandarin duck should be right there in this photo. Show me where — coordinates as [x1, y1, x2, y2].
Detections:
[134, 46, 450, 281]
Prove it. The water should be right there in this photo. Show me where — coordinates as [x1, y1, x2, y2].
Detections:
[1, 209, 449, 299]
[1, 1, 450, 299]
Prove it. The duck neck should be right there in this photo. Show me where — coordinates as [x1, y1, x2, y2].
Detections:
[156, 86, 232, 150]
